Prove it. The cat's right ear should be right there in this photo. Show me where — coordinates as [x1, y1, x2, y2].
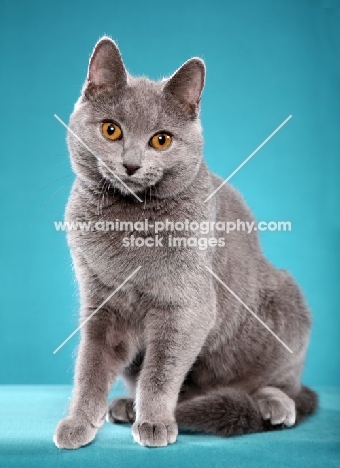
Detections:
[83, 37, 127, 97]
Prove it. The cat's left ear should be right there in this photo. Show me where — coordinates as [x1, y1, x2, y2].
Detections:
[163, 58, 205, 117]
[84, 36, 127, 96]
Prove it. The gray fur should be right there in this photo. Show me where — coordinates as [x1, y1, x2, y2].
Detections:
[54, 37, 317, 449]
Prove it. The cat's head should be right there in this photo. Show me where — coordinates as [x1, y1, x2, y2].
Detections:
[68, 37, 205, 199]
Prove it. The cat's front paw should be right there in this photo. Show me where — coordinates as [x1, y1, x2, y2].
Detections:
[132, 420, 178, 447]
[53, 417, 98, 449]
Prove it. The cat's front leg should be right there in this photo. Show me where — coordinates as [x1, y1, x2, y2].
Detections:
[132, 306, 213, 447]
[54, 312, 134, 449]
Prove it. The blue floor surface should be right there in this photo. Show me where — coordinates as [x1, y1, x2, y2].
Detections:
[0, 385, 339, 468]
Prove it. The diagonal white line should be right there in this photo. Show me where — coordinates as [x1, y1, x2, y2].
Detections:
[53, 266, 142, 354]
[204, 115, 292, 203]
[54, 114, 143, 203]
[205, 266, 293, 354]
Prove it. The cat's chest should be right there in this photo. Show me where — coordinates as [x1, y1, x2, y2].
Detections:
[67, 200, 206, 303]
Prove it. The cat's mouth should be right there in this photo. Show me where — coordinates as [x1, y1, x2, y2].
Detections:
[97, 158, 164, 190]
[97, 162, 164, 196]
[106, 173, 162, 195]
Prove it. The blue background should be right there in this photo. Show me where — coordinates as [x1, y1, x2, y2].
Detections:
[0, 0, 339, 385]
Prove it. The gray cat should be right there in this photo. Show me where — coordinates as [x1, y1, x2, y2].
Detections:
[53, 37, 317, 449]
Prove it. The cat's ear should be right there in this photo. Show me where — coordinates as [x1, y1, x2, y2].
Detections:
[84, 37, 127, 94]
[164, 58, 205, 117]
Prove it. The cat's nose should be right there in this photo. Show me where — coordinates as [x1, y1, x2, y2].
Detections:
[123, 164, 140, 176]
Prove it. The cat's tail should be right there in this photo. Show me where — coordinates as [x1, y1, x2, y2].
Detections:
[294, 385, 318, 424]
[175, 386, 318, 437]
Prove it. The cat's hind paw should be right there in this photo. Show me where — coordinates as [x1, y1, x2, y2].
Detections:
[107, 397, 135, 423]
[53, 417, 98, 449]
[258, 396, 296, 427]
[132, 420, 178, 447]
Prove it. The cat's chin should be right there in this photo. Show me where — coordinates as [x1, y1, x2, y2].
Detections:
[107, 177, 160, 197]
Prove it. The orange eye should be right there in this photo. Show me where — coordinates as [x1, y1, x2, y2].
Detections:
[149, 133, 172, 150]
[102, 122, 122, 141]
